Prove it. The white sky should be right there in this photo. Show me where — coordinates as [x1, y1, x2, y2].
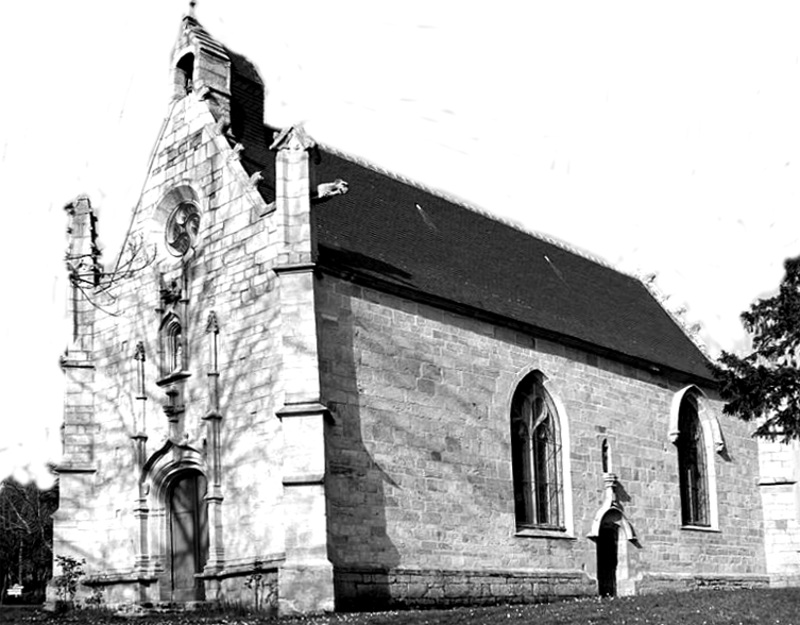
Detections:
[2, 1, 800, 484]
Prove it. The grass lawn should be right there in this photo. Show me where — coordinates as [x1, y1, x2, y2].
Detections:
[1, 588, 799, 625]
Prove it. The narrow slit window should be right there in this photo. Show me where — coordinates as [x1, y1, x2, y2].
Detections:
[168, 322, 183, 373]
[160, 317, 184, 377]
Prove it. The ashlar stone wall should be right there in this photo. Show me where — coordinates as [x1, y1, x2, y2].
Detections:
[58, 91, 286, 607]
[758, 438, 800, 586]
[317, 276, 768, 609]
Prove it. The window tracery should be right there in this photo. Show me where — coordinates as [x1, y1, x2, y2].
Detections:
[677, 395, 710, 527]
[511, 373, 564, 530]
[165, 202, 201, 256]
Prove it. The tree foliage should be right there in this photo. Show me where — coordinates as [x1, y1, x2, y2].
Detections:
[0, 478, 58, 603]
[712, 256, 800, 442]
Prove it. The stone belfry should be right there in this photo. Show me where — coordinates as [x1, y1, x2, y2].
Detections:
[49, 3, 335, 610]
[171, 1, 231, 131]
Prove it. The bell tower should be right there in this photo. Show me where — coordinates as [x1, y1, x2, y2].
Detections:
[171, 3, 232, 128]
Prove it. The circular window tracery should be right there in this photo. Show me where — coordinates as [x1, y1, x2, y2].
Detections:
[165, 202, 200, 256]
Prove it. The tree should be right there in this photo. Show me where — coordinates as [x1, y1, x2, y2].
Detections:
[712, 256, 800, 442]
[0, 478, 58, 603]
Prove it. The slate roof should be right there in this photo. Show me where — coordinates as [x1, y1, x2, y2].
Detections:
[310, 150, 713, 382]
[220, 32, 714, 383]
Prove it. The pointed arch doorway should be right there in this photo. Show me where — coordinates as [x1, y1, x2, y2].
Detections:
[593, 506, 637, 598]
[596, 514, 619, 596]
[168, 471, 209, 601]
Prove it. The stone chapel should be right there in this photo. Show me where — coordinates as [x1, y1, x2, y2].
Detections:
[54, 11, 789, 615]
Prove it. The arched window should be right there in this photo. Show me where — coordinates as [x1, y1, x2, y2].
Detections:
[167, 320, 184, 374]
[511, 373, 564, 529]
[159, 315, 184, 379]
[677, 395, 709, 526]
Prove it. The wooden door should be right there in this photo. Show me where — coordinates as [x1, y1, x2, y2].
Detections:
[169, 472, 208, 601]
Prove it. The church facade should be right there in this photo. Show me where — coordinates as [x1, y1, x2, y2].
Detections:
[54, 14, 776, 615]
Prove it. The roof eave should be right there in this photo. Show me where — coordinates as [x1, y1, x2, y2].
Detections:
[314, 260, 717, 388]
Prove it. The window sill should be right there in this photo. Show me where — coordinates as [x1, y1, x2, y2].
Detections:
[758, 478, 797, 486]
[680, 524, 720, 533]
[515, 526, 574, 540]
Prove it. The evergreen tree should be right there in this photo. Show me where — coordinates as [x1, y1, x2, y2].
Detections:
[713, 256, 800, 442]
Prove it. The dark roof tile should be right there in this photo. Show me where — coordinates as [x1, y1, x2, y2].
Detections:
[223, 35, 712, 382]
[311, 148, 713, 382]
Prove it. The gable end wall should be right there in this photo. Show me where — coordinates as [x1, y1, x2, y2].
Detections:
[56, 93, 286, 608]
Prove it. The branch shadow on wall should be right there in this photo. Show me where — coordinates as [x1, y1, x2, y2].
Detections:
[59, 235, 288, 602]
[55, 43, 292, 604]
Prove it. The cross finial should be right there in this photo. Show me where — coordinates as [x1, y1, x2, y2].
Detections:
[189, 0, 197, 17]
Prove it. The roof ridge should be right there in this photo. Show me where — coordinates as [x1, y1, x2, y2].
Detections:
[315, 140, 620, 273]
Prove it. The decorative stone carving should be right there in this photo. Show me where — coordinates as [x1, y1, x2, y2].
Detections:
[316, 178, 349, 200]
[165, 202, 201, 256]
